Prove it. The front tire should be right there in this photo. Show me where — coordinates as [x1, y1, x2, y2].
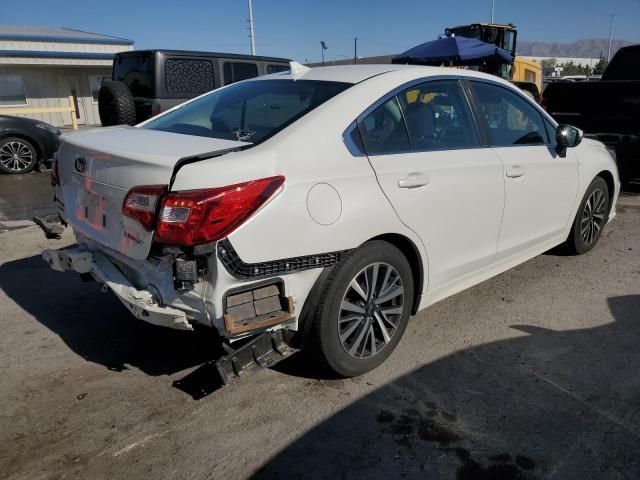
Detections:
[309, 241, 414, 377]
[567, 176, 610, 254]
[0, 137, 37, 174]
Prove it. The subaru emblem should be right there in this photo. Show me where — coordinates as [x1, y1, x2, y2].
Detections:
[75, 157, 87, 173]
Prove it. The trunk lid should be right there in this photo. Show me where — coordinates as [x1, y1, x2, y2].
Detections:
[57, 126, 247, 260]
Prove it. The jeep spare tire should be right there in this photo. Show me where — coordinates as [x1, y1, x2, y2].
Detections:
[98, 81, 136, 126]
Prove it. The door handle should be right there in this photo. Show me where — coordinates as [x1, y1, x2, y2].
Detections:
[398, 173, 430, 189]
[506, 165, 525, 178]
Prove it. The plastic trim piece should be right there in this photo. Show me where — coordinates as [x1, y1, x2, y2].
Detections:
[217, 239, 351, 279]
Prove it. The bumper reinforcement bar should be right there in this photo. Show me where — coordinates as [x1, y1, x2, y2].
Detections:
[215, 329, 297, 385]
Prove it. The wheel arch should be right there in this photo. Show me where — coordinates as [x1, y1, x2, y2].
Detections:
[369, 233, 424, 315]
[596, 169, 615, 213]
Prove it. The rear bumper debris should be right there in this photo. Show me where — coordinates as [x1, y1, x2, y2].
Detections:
[42, 246, 193, 330]
[215, 329, 297, 385]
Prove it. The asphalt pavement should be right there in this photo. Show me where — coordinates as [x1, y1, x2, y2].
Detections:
[0, 172, 639, 480]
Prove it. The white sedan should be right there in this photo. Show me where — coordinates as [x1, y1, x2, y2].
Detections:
[44, 63, 619, 379]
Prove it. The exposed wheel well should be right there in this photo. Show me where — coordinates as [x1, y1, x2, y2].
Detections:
[369, 233, 424, 315]
[596, 170, 615, 213]
[0, 133, 41, 162]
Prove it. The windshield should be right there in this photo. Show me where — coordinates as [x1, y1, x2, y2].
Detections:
[143, 79, 351, 143]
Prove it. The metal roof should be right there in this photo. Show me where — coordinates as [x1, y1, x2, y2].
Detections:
[0, 25, 134, 45]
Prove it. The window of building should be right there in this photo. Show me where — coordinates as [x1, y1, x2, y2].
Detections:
[223, 62, 259, 85]
[0, 74, 27, 106]
[89, 75, 110, 103]
[471, 81, 549, 146]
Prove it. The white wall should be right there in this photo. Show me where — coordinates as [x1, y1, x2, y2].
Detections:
[0, 65, 111, 126]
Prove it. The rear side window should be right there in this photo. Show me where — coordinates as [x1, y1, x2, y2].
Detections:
[113, 54, 154, 97]
[267, 64, 289, 74]
[223, 62, 259, 85]
[165, 58, 214, 94]
[144, 79, 350, 143]
[359, 97, 411, 155]
[471, 81, 548, 146]
[396, 80, 477, 150]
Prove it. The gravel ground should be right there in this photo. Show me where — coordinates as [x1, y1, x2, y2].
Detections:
[0, 184, 638, 480]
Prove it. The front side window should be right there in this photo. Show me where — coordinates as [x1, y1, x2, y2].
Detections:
[471, 81, 548, 146]
[396, 80, 477, 150]
[0, 74, 27, 106]
[223, 62, 259, 85]
[144, 79, 350, 143]
[359, 97, 411, 155]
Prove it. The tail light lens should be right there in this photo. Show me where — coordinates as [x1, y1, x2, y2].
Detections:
[154, 176, 284, 246]
[122, 185, 167, 230]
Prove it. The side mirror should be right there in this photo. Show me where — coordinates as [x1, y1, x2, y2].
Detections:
[556, 124, 583, 157]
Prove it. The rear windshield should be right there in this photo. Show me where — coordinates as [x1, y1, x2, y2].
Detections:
[113, 53, 154, 97]
[142, 79, 351, 143]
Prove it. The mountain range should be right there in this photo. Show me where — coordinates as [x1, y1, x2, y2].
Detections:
[517, 38, 635, 58]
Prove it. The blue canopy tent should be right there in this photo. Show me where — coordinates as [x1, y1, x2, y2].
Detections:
[392, 36, 513, 66]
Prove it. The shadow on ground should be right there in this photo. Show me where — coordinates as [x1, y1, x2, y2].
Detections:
[0, 254, 224, 377]
[253, 295, 640, 480]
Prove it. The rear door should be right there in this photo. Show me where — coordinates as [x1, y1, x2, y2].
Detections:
[469, 80, 579, 258]
[362, 79, 505, 290]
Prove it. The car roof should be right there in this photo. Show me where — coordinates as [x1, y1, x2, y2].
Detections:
[257, 63, 511, 86]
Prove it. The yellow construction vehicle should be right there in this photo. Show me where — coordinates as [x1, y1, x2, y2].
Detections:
[445, 23, 542, 100]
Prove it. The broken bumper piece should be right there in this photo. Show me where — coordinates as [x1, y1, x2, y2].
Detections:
[42, 247, 193, 331]
[215, 329, 297, 385]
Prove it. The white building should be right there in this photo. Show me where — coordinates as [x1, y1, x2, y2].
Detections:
[0, 25, 134, 127]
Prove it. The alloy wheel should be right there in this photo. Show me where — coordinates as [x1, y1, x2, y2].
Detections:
[0, 141, 34, 173]
[581, 188, 606, 245]
[338, 262, 405, 359]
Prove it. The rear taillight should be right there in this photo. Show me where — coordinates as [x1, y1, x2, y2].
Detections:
[122, 185, 167, 230]
[154, 176, 284, 246]
[51, 158, 59, 186]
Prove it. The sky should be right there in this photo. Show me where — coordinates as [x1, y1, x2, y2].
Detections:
[2, 0, 639, 62]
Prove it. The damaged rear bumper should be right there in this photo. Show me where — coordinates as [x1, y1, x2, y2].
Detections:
[42, 247, 193, 330]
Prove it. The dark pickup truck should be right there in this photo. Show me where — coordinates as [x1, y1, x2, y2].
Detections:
[542, 45, 640, 186]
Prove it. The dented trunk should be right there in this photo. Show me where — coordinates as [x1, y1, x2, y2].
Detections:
[56, 126, 247, 260]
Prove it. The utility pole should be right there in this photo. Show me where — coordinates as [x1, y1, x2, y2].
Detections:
[248, 0, 256, 55]
[354, 37, 358, 64]
[491, 0, 495, 23]
[607, 14, 615, 61]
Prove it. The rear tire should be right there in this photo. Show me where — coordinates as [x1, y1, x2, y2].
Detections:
[98, 81, 136, 126]
[566, 176, 610, 254]
[308, 241, 414, 377]
[0, 137, 37, 174]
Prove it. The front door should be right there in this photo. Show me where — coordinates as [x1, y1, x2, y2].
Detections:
[56, 75, 86, 126]
[468, 80, 579, 259]
[362, 79, 505, 290]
